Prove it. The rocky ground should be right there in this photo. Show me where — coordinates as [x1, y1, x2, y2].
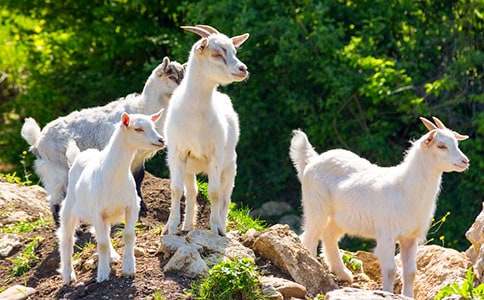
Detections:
[0, 173, 482, 300]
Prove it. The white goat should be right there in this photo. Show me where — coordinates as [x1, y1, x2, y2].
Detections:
[163, 25, 249, 235]
[58, 111, 164, 284]
[21, 57, 184, 224]
[290, 117, 470, 297]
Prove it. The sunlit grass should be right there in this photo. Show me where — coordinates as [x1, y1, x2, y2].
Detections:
[8, 236, 43, 276]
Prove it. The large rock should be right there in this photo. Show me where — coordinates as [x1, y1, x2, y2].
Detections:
[160, 229, 255, 277]
[0, 182, 50, 225]
[251, 201, 293, 218]
[260, 276, 307, 299]
[251, 224, 338, 295]
[0, 285, 36, 300]
[396, 245, 471, 300]
[0, 234, 21, 258]
[325, 288, 410, 300]
[465, 202, 484, 282]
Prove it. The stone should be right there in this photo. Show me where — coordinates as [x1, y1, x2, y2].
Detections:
[354, 251, 381, 283]
[465, 202, 484, 282]
[252, 224, 338, 295]
[278, 214, 301, 233]
[134, 246, 145, 257]
[162, 245, 208, 278]
[0, 234, 21, 258]
[0, 182, 50, 225]
[325, 288, 410, 300]
[0, 285, 36, 300]
[241, 228, 260, 249]
[261, 276, 307, 299]
[83, 256, 96, 271]
[395, 245, 471, 300]
[251, 201, 293, 218]
[261, 284, 284, 300]
[186, 230, 255, 261]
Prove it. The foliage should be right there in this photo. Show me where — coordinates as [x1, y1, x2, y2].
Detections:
[197, 180, 209, 201]
[152, 290, 167, 300]
[0, 218, 49, 234]
[435, 268, 484, 300]
[0, 1, 482, 250]
[341, 251, 363, 272]
[8, 236, 43, 276]
[190, 257, 264, 300]
[227, 203, 266, 234]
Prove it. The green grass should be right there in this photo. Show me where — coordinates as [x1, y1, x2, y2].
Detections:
[190, 257, 264, 300]
[227, 203, 266, 234]
[435, 268, 484, 300]
[0, 218, 49, 234]
[73, 241, 96, 261]
[8, 236, 43, 276]
[341, 251, 363, 272]
[152, 290, 166, 300]
[197, 180, 209, 201]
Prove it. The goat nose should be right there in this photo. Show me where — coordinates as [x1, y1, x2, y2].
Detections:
[462, 157, 470, 164]
[158, 138, 164, 144]
[239, 65, 247, 73]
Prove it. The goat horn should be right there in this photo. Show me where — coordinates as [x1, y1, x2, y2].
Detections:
[432, 116, 447, 129]
[419, 117, 437, 132]
[195, 25, 219, 34]
[181, 26, 210, 38]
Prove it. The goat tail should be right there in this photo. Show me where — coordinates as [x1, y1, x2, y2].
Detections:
[65, 140, 80, 168]
[21, 117, 42, 146]
[290, 129, 318, 182]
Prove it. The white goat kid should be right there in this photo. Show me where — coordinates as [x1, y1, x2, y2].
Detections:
[21, 57, 184, 224]
[290, 117, 470, 297]
[163, 25, 249, 236]
[58, 112, 165, 284]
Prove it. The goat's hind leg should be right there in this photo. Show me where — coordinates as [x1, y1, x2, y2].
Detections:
[300, 184, 325, 257]
[321, 222, 353, 282]
[58, 206, 77, 284]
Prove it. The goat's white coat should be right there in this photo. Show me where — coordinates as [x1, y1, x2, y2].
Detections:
[58, 113, 164, 284]
[290, 120, 469, 298]
[20, 59, 184, 215]
[163, 27, 249, 235]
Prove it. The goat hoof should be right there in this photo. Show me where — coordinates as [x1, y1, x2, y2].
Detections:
[62, 272, 77, 285]
[336, 268, 353, 283]
[110, 251, 121, 262]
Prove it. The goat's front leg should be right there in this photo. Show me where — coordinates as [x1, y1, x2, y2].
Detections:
[122, 201, 139, 277]
[375, 234, 397, 293]
[94, 219, 111, 282]
[219, 162, 236, 231]
[182, 173, 197, 231]
[399, 237, 417, 297]
[208, 153, 225, 235]
[58, 209, 77, 284]
[164, 152, 186, 235]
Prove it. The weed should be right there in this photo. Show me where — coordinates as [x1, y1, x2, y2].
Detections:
[152, 290, 166, 300]
[341, 251, 362, 272]
[227, 203, 266, 234]
[435, 268, 484, 300]
[9, 236, 43, 276]
[197, 180, 209, 201]
[0, 218, 49, 234]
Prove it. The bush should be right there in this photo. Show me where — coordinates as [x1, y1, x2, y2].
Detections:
[190, 257, 264, 300]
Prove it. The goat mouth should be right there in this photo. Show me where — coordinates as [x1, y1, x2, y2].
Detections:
[151, 143, 165, 148]
[231, 72, 248, 79]
[453, 163, 469, 170]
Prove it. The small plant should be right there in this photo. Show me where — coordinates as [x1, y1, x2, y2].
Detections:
[9, 236, 43, 276]
[150, 224, 165, 235]
[152, 290, 166, 300]
[435, 268, 484, 300]
[426, 211, 451, 246]
[227, 203, 266, 234]
[73, 241, 96, 261]
[0, 218, 49, 234]
[190, 257, 264, 300]
[0, 172, 30, 186]
[197, 180, 209, 201]
[341, 251, 362, 272]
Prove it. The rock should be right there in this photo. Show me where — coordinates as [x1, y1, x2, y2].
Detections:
[0, 234, 21, 257]
[83, 256, 96, 271]
[261, 276, 307, 299]
[261, 284, 284, 300]
[354, 251, 380, 283]
[0, 182, 50, 225]
[160, 230, 255, 277]
[278, 214, 301, 233]
[252, 224, 338, 295]
[162, 245, 208, 278]
[395, 245, 471, 300]
[134, 246, 145, 257]
[251, 201, 293, 218]
[0, 284, 36, 300]
[465, 202, 484, 282]
[325, 288, 410, 300]
[241, 228, 260, 249]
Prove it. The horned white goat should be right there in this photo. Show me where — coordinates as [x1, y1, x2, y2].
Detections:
[58, 111, 164, 284]
[163, 25, 249, 236]
[21, 57, 184, 224]
[290, 117, 470, 297]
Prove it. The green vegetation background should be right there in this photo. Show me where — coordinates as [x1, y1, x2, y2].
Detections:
[0, 0, 482, 250]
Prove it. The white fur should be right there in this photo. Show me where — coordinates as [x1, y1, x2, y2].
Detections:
[20, 58, 184, 215]
[290, 121, 470, 298]
[58, 112, 164, 284]
[163, 27, 249, 235]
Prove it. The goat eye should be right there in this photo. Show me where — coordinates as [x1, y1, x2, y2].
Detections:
[134, 128, 144, 132]
[437, 144, 447, 150]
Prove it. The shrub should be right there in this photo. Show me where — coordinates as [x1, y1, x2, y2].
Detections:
[190, 257, 264, 300]
[435, 268, 484, 300]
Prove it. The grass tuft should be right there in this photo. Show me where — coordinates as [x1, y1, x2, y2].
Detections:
[8, 236, 43, 276]
[0, 218, 49, 234]
[227, 203, 266, 234]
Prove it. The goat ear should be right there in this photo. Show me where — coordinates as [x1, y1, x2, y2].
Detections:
[121, 113, 130, 127]
[151, 109, 164, 123]
[420, 117, 437, 131]
[453, 131, 469, 141]
[231, 33, 249, 48]
[424, 130, 437, 146]
[196, 38, 208, 53]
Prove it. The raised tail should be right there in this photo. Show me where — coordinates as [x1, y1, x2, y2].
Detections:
[21, 117, 41, 146]
[289, 129, 318, 182]
[65, 140, 80, 168]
